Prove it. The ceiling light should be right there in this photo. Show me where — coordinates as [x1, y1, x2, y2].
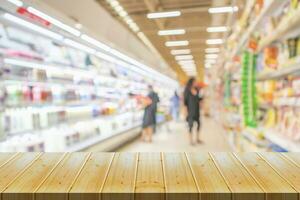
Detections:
[3, 13, 64, 41]
[96, 52, 116, 63]
[205, 48, 220, 53]
[114, 5, 123, 12]
[75, 23, 83, 29]
[206, 39, 223, 45]
[147, 11, 181, 19]
[6, 0, 23, 7]
[119, 10, 128, 17]
[208, 6, 238, 14]
[64, 38, 96, 54]
[207, 26, 228, 32]
[27, 7, 81, 37]
[205, 54, 218, 59]
[129, 23, 140, 32]
[205, 63, 212, 69]
[205, 59, 217, 64]
[175, 55, 193, 61]
[181, 66, 196, 70]
[81, 34, 112, 52]
[171, 49, 191, 55]
[158, 29, 185, 36]
[108, 0, 119, 7]
[178, 60, 195, 65]
[180, 62, 196, 67]
[165, 40, 189, 47]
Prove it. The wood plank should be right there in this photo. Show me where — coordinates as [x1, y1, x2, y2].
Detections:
[35, 152, 90, 200]
[259, 152, 300, 192]
[283, 153, 300, 167]
[162, 153, 198, 200]
[69, 153, 114, 200]
[235, 153, 298, 200]
[135, 153, 165, 200]
[0, 153, 18, 168]
[2, 153, 65, 200]
[101, 153, 138, 200]
[0, 153, 41, 193]
[211, 152, 264, 200]
[186, 153, 231, 200]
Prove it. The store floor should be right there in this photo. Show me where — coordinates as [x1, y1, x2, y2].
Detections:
[117, 117, 232, 152]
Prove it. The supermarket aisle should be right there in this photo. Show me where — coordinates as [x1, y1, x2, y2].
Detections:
[117, 117, 231, 152]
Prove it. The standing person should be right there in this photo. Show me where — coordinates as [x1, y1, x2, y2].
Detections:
[170, 91, 180, 121]
[150, 86, 160, 133]
[184, 78, 203, 145]
[141, 85, 159, 142]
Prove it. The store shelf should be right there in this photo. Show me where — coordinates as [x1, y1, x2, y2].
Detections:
[257, 56, 300, 81]
[258, 6, 300, 52]
[264, 129, 300, 152]
[230, 0, 287, 58]
[66, 125, 141, 152]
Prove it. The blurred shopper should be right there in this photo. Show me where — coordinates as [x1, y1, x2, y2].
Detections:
[184, 78, 203, 145]
[150, 86, 160, 133]
[170, 91, 180, 121]
[141, 85, 159, 142]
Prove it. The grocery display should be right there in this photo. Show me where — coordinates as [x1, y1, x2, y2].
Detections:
[221, 0, 300, 152]
[0, 1, 178, 152]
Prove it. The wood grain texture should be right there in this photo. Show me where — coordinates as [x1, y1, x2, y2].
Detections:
[135, 153, 164, 200]
[0, 153, 299, 200]
[101, 153, 138, 200]
[0, 153, 41, 193]
[234, 153, 298, 200]
[35, 152, 90, 200]
[2, 153, 65, 200]
[186, 153, 231, 200]
[211, 152, 264, 200]
[162, 153, 198, 200]
[259, 153, 300, 192]
[283, 153, 300, 167]
[0, 153, 18, 168]
[69, 153, 114, 200]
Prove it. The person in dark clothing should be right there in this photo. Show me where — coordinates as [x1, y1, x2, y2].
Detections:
[141, 85, 159, 142]
[184, 78, 203, 145]
[151, 88, 160, 133]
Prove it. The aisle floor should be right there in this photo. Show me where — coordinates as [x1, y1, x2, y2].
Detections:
[117, 117, 232, 152]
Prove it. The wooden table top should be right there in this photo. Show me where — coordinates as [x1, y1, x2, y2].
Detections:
[0, 153, 299, 200]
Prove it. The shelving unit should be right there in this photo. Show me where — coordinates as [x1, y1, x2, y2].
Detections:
[257, 56, 300, 81]
[222, 0, 300, 152]
[0, 2, 177, 152]
[258, 6, 300, 52]
[264, 129, 300, 152]
[229, 0, 288, 58]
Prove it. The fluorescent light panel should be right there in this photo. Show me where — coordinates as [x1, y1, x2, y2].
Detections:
[6, 0, 23, 7]
[27, 7, 81, 37]
[3, 13, 64, 41]
[171, 49, 191, 55]
[165, 40, 189, 47]
[208, 6, 239, 13]
[205, 48, 220, 53]
[206, 39, 223, 45]
[147, 11, 181, 19]
[175, 55, 193, 61]
[207, 26, 228, 32]
[64, 38, 96, 54]
[205, 59, 217, 64]
[158, 29, 185, 36]
[178, 60, 195, 65]
[81, 34, 111, 52]
[205, 54, 218, 59]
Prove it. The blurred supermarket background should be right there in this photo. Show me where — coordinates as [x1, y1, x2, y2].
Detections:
[0, 0, 300, 152]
